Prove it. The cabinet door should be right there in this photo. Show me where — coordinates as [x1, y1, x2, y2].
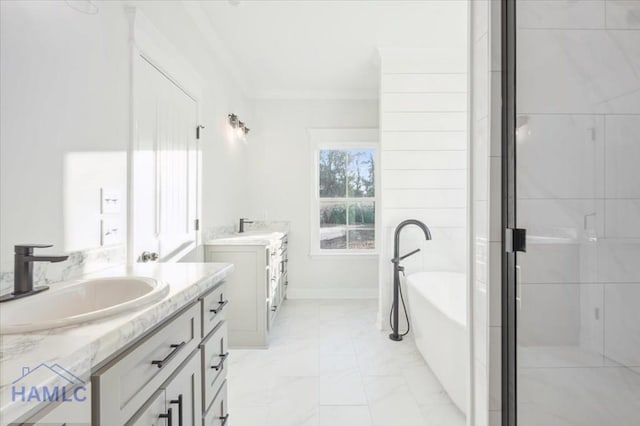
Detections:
[126, 390, 167, 426]
[203, 381, 228, 426]
[163, 352, 202, 426]
[206, 244, 271, 348]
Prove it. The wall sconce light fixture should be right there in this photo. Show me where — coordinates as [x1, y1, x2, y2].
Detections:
[228, 113, 250, 137]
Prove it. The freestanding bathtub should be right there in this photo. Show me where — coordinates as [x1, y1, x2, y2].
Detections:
[405, 271, 468, 414]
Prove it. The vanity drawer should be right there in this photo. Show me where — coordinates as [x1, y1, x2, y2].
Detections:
[201, 321, 229, 412]
[203, 380, 229, 426]
[125, 389, 165, 426]
[92, 302, 202, 425]
[21, 384, 92, 424]
[201, 281, 228, 337]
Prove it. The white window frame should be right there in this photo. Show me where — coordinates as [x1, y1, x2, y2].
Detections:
[309, 129, 380, 257]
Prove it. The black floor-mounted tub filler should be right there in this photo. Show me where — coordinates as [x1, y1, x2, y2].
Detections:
[389, 219, 432, 341]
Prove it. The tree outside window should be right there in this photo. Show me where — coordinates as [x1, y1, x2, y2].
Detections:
[319, 148, 375, 250]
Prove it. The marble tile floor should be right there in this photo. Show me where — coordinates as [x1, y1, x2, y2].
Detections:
[228, 299, 465, 426]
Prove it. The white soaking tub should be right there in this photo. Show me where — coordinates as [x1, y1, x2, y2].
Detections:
[406, 271, 468, 414]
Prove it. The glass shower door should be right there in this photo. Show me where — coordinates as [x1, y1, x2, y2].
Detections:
[513, 2, 640, 425]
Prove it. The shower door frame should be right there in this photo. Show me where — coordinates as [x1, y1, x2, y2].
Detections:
[501, 0, 517, 425]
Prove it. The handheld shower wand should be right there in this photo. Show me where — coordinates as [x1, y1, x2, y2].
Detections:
[389, 219, 432, 342]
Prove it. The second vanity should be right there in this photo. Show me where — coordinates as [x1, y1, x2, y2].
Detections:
[0, 262, 234, 425]
[205, 231, 288, 348]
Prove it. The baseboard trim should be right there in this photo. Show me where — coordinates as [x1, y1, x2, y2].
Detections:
[287, 287, 378, 299]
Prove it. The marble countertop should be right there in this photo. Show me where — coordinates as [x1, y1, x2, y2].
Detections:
[205, 231, 287, 246]
[0, 262, 233, 424]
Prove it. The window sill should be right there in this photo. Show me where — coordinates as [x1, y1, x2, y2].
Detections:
[309, 251, 379, 261]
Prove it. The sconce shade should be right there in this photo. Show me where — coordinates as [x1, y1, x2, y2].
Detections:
[228, 113, 239, 128]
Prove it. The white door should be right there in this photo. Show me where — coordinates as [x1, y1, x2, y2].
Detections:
[132, 55, 198, 262]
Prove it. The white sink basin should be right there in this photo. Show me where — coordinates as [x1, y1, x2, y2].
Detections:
[0, 277, 169, 334]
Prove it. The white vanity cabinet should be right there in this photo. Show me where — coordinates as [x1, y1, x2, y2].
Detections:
[205, 234, 288, 348]
[91, 280, 229, 426]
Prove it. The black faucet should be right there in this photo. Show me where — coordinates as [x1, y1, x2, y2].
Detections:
[389, 220, 432, 341]
[0, 244, 69, 303]
[239, 218, 254, 233]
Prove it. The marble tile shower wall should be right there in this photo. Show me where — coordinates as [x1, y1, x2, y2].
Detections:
[470, 1, 502, 425]
[515, 1, 640, 425]
[0, 244, 125, 296]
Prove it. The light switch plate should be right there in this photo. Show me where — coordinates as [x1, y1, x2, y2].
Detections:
[100, 217, 121, 246]
[101, 188, 121, 214]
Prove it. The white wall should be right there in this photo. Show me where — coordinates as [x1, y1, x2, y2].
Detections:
[0, 1, 252, 269]
[378, 44, 469, 330]
[0, 1, 130, 267]
[246, 99, 379, 298]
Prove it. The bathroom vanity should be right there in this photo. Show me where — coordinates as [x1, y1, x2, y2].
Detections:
[205, 232, 288, 348]
[93, 283, 229, 425]
[0, 262, 234, 425]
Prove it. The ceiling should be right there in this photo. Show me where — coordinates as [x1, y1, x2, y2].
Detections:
[196, 0, 468, 99]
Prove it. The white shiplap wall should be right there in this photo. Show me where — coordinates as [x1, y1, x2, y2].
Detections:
[378, 48, 468, 329]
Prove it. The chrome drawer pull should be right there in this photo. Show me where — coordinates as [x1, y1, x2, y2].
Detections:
[210, 352, 229, 371]
[159, 408, 172, 426]
[210, 299, 229, 314]
[219, 413, 229, 426]
[151, 341, 186, 369]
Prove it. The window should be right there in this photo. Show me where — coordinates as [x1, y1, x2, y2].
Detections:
[316, 147, 376, 252]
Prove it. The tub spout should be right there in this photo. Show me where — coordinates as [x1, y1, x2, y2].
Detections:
[393, 220, 431, 263]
